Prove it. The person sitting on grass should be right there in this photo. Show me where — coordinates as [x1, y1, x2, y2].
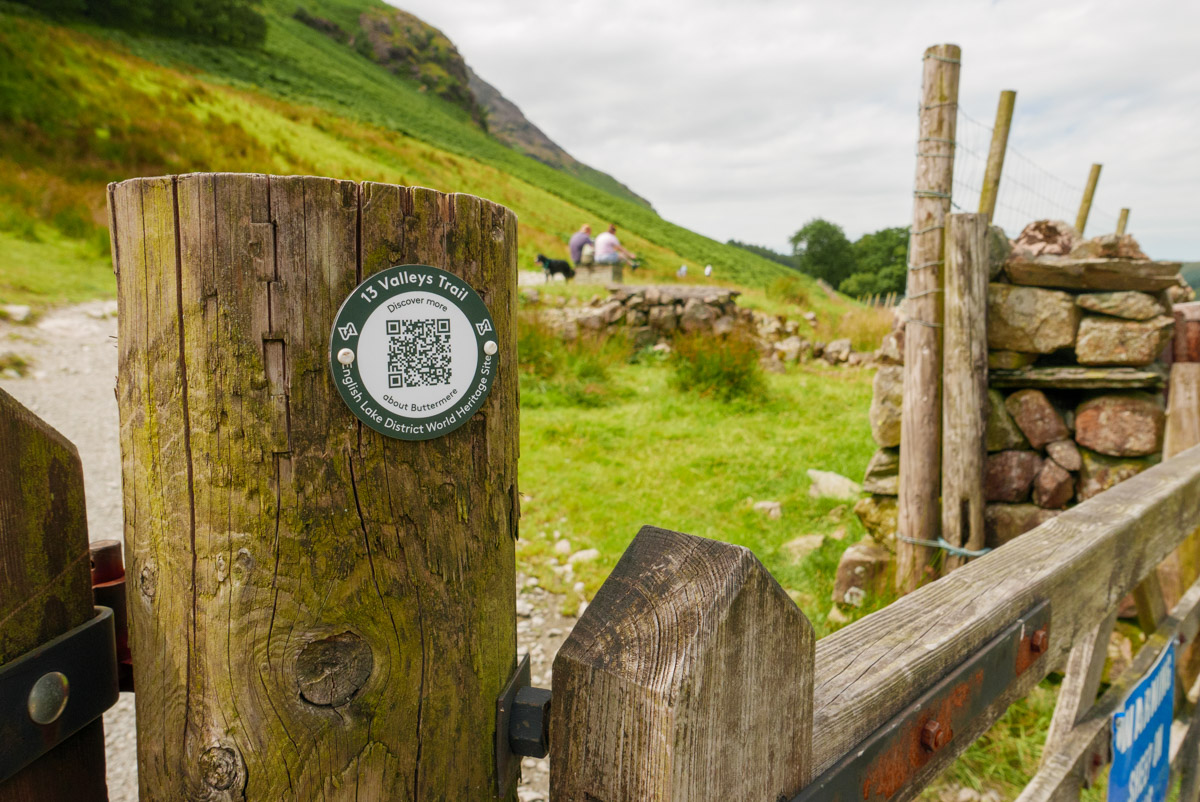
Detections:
[594, 224, 637, 270]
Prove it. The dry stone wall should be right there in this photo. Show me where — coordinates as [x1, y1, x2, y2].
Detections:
[857, 221, 1195, 560]
[522, 284, 873, 367]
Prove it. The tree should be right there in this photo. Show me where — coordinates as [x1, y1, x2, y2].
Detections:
[839, 226, 909, 297]
[789, 218, 857, 287]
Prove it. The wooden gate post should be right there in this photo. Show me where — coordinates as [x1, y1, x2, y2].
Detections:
[941, 213, 989, 571]
[0, 388, 109, 801]
[110, 174, 519, 800]
[897, 43, 960, 592]
[551, 526, 814, 802]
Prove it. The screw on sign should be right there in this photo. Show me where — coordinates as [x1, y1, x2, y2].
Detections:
[329, 264, 499, 441]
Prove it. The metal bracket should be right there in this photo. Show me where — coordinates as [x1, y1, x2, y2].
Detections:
[495, 653, 532, 794]
[0, 606, 119, 784]
[792, 599, 1051, 802]
[495, 654, 553, 794]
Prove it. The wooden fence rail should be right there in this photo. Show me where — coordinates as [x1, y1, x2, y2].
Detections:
[553, 442, 1200, 802]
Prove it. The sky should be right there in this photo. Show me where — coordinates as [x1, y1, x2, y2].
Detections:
[388, 0, 1199, 260]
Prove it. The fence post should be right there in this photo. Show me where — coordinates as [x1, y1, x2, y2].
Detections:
[110, 174, 519, 800]
[978, 89, 1016, 223]
[898, 43, 960, 592]
[551, 526, 814, 802]
[0, 388, 109, 800]
[1116, 208, 1130, 235]
[941, 213, 989, 572]
[1074, 163, 1102, 236]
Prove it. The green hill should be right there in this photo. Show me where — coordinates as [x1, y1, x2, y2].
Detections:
[0, 0, 817, 311]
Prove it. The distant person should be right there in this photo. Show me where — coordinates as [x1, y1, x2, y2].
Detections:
[569, 224, 594, 268]
[677, 265, 688, 278]
[595, 224, 636, 269]
[704, 264, 713, 278]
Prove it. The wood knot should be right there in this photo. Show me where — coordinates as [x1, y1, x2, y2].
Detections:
[296, 632, 373, 707]
[139, 563, 157, 599]
[200, 746, 240, 790]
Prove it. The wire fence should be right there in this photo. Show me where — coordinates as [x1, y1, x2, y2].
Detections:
[950, 108, 1121, 238]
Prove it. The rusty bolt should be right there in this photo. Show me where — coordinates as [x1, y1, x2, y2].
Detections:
[1030, 628, 1049, 654]
[920, 720, 950, 753]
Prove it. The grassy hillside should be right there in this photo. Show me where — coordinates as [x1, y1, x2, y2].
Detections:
[0, 0, 818, 311]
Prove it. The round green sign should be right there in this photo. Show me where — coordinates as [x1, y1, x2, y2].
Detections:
[329, 265, 498, 441]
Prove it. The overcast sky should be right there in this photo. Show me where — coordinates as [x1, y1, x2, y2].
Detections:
[389, 0, 1198, 260]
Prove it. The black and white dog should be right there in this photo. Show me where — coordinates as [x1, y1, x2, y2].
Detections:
[536, 254, 575, 282]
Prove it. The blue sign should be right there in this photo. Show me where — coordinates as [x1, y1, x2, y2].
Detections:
[1110, 641, 1175, 802]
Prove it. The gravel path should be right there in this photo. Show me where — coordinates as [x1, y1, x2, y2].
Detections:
[0, 301, 570, 801]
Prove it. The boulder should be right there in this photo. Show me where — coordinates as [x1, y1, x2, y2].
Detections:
[1075, 315, 1174, 366]
[862, 448, 899, 495]
[712, 315, 736, 336]
[774, 336, 803, 362]
[577, 311, 606, 331]
[854, 495, 898, 547]
[987, 225, 1012, 280]
[988, 283, 1080, 353]
[1068, 233, 1148, 261]
[986, 388, 1030, 452]
[1, 305, 31, 323]
[988, 351, 1038, 370]
[832, 541, 892, 607]
[869, 365, 903, 447]
[679, 298, 716, 333]
[781, 534, 824, 564]
[1046, 439, 1082, 472]
[984, 450, 1043, 503]
[1074, 393, 1165, 457]
[877, 330, 904, 364]
[1032, 460, 1074, 510]
[600, 300, 625, 325]
[1012, 219, 1078, 257]
[1169, 279, 1196, 305]
[625, 308, 649, 327]
[1006, 257, 1182, 293]
[1076, 291, 1166, 321]
[753, 500, 783, 520]
[1077, 448, 1158, 501]
[1004, 389, 1070, 449]
[824, 338, 852, 364]
[807, 469, 862, 501]
[985, 503, 1061, 548]
[647, 305, 678, 332]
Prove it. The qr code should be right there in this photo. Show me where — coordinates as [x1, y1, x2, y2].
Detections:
[387, 319, 452, 388]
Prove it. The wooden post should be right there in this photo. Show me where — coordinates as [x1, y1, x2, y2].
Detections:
[941, 213, 988, 572]
[110, 175, 519, 800]
[0, 388, 109, 801]
[551, 526, 814, 802]
[898, 43, 960, 593]
[978, 90, 1016, 223]
[1074, 163, 1102, 236]
[1117, 208, 1130, 235]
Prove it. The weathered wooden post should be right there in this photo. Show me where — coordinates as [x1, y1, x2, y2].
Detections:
[1116, 208, 1130, 235]
[897, 43, 960, 592]
[1074, 163, 1102, 236]
[551, 526, 814, 802]
[941, 213, 989, 571]
[0, 389, 110, 800]
[109, 174, 519, 800]
[978, 89, 1016, 223]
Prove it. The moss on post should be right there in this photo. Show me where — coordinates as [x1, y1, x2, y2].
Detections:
[111, 174, 519, 800]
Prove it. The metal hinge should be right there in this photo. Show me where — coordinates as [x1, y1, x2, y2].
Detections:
[0, 606, 120, 783]
[495, 653, 553, 794]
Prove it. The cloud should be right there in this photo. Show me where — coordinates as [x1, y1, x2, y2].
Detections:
[390, 0, 1200, 258]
